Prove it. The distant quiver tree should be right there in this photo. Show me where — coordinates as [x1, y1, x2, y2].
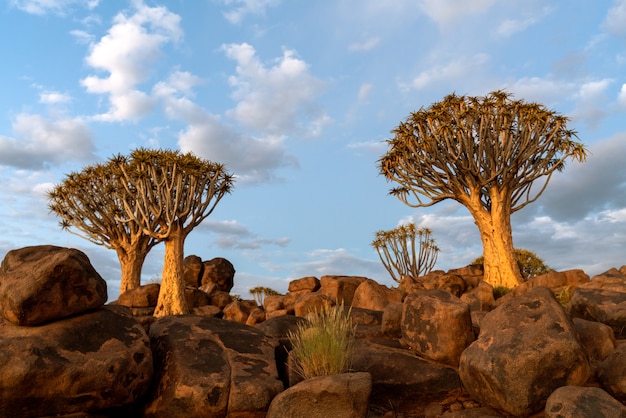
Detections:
[372, 223, 439, 283]
[48, 161, 161, 294]
[379, 91, 587, 288]
[115, 148, 234, 317]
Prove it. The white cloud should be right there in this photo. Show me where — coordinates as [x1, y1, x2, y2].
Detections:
[39, 91, 71, 104]
[603, 0, 626, 37]
[200, 219, 291, 250]
[618, 83, 626, 107]
[10, 0, 98, 15]
[81, 1, 181, 121]
[221, 0, 280, 24]
[0, 114, 96, 169]
[409, 53, 490, 90]
[348, 37, 380, 52]
[357, 83, 373, 101]
[223, 43, 328, 136]
[495, 6, 552, 38]
[417, 0, 496, 26]
[70, 29, 94, 44]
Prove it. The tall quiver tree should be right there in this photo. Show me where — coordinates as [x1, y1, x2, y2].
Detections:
[115, 148, 233, 317]
[48, 162, 161, 294]
[379, 91, 587, 288]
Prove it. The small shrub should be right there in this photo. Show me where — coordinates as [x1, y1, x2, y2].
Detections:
[493, 286, 511, 299]
[472, 248, 551, 280]
[288, 304, 356, 379]
[555, 286, 572, 307]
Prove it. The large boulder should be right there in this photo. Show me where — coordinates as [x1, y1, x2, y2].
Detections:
[143, 315, 283, 418]
[401, 290, 474, 367]
[200, 257, 235, 292]
[572, 317, 616, 370]
[0, 245, 107, 325]
[117, 283, 160, 307]
[266, 372, 371, 418]
[459, 286, 591, 416]
[0, 305, 153, 417]
[319, 275, 367, 306]
[288, 276, 320, 292]
[351, 340, 461, 405]
[351, 278, 402, 311]
[568, 286, 626, 338]
[545, 386, 626, 418]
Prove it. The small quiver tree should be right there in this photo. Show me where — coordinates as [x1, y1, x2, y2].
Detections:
[115, 148, 234, 317]
[249, 286, 281, 307]
[372, 223, 439, 283]
[48, 162, 161, 294]
[379, 91, 587, 288]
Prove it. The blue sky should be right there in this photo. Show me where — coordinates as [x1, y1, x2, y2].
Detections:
[1, 0, 626, 300]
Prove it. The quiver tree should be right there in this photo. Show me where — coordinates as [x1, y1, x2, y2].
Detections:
[115, 148, 233, 317]
[372, 223, 439, 283]
[48, 162, 161, 294]
[379, 91, 587, 288]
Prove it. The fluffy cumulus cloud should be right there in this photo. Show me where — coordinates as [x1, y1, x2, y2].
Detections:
[10, 0, 98, 15]
[0, 114, 96, 169]
[223, 43, 329, 136]
[220, 0, 280, 24]
[81, 1, 182, 121]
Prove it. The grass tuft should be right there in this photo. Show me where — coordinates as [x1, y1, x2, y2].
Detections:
[288, 303, 356, 379]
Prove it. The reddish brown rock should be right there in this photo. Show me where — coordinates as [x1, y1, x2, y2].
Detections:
[568, 287, 626, 338]
[288, 276, 320, 292]
[545, 386, 626, 418]
[319, 275, 368, 306]
[144, 316, 283, 418]
[266, 372, 371, 418]
[401, 290, 474, 367]
[223, 300, 251, 324]
[0, 245, 107, 325]
[184, 287, 211, 309]
[460, 281, 494, 312]
[200, 257, 235, 292]
[117, 283, 160, 307]
[459, 287, 591, 416]
[572, 318, 616, 369]
[0, 305, 153, 417]
[596, 341, 626, 401]
[381, 301, 403, 338]
[293, 292, 334, 317]
[351, 279, 402, 311]
[264, 294, 285, 312]
[183, 255, 203, 288]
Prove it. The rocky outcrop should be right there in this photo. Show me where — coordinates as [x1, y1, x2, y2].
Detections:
[201, 257, 236, 292]
[459, 286, 591, 416]
[0, 245, 107, 325]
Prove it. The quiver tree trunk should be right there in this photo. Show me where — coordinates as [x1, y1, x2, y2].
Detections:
[154, 223, 188, 317]
[116, 245, 150, 295]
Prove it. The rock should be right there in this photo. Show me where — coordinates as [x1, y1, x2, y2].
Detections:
[144, 315, 283, 418]
[0, 245, 108, 325]
[351, 340, 461, 405]
[351, 279, 402, 311]
[568, 287, 626, 337]
[184, 287, 210, 309]
[0, 305, 153, 417]
[460, 281, 494, 312]
[401, 290, 474, 367]
[459, 286, 591, 416]
[596, 341, 626, 401]
[183, 255, 203, 288]
[288, 276, 320, 292]
[294, 292, 334, 318]
[200, 257, 235, 292]
[246, 306, 266, 326]
[117, 283, 160, 307]
[350, 307, 383, 326]
[209, 290, 233, 309]
[590, 268, 626, 287]
[191, 304, 221, 317]
[447, 264, 484, 289]
[319, 275, 368, 306]
[545, 386, 626, 418]
[266, 372, 372, 418]
[572, 318, 616, 369]
[222, 300, 251, 324]
[381, 301, 403, 338]
[422, 272, 467, 297]
[264, 294, 285, 312]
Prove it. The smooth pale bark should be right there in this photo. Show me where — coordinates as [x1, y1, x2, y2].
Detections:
[469, 192, 522, 289]
[154, 224, 188, 317]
